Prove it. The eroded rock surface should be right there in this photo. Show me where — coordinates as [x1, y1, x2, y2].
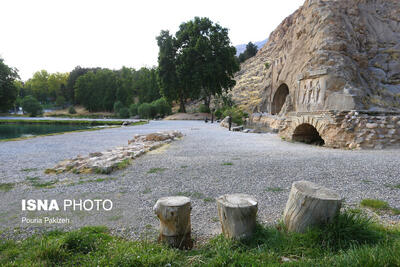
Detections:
[46, 131, 183, 174]
[231, 0, 400, 114]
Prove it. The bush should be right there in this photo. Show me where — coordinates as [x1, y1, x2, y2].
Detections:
[198, 104, 210, 113]
[21, 96, 43, 117]
[119, 107, 130, 118]
[214, 109, 223, 119]
[138, 103, 152, 119]
[222, 106, 248, 125]
[68, 106, 76, 114]
[55, 96, 66, 108]
[152, 98, 171, 118]
[129, 103, 139, 116]
[113, 101, 124, 113]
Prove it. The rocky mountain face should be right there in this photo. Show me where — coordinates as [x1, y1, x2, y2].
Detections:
[231, 0, 400, 114]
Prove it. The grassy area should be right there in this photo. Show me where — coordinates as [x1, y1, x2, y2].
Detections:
[361, 199, 400, 215]
[0, 183, 15, 192]
[147, 167, 167, 174]
[1, 210, 399, 266]
[265, 187, 285, 192]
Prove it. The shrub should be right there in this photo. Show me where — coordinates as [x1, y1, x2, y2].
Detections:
[68, 106, 76, 114]
[198, 104, 210, 113]
[21, 96, 43, 117]
[214, 109, 223, 119]
[113, 101, 124, 113]
[55, 96, 66, 108]
[129, 103, 139, 116]
[222, 106, 248, 125]
[152, 98, 171, 118]
[138, 103, 152, 119]
[119, 107, 130, 118]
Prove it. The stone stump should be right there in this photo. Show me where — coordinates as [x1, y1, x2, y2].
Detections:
[283, 180, 343, 233]
[153, 196, 192, 249]
[216, 194, 258, 239]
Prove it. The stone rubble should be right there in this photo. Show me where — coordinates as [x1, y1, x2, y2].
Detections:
[47, 131, 183, 174]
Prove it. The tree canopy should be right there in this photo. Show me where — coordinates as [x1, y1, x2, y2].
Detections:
[238, 42, 258, 63]
[0, 58, 19, 112]
[157, 17, 239, 112]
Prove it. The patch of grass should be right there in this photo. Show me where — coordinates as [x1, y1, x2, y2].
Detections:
[221, 162, 233, 166]
[142, 188, 151, 194]
[265, 187, 284, 192]
[362, 179, 373, 184]
[1, 210, 399, 266]
[27, 177, 58, 189]
[0, 183, 15, 192]
[361, 199, 400, 215]
[180, 165, 188, 169]
[20, 168, 38, 172]
[68, 177, 116, 186]
[384, 183, 400, 190]
[115, 159, 131, 170]
[203, 197, 215, 203]
[147, 167, 167, 174]
[107, 215, 123, 221]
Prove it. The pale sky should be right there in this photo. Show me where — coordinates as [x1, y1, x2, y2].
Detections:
[1, 0, 304, 81]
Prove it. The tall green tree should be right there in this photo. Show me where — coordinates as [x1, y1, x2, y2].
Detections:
[74, 69, 118, 112]
[157, 17, 239, 112]
[0, 58, 19, 112]
[25, 70, 50, 103]
[238, 42, 258, 63]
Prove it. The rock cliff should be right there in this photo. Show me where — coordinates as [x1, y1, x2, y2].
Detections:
[231, 0, 400, 114]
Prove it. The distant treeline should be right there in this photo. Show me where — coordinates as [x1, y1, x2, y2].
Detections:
[1, 16, 252, 116]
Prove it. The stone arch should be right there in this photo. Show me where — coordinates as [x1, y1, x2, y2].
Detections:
[292, 123, 325, 146]
[271, 83, 289, 115]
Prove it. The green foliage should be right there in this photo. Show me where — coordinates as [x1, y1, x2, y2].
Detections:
[118, 107, 130, 118]
[21, 95, 43, 117]
[55, 95, 66, 108]
[129, 103, 139, 116]
[138, 102, 152, 119]
[222, 106, 248, 125]
[152, 97, 171, 117]
[198, 104, 210, 113]
[113, 101, 124, 113]
[264, 62, 271, 69]
[157, 17, 240, 112]
[361, 199, 390, 210]
[75, 69, 119, 112]
[0, 58, 19, 112]
[0, 183, 15, 192]
[238, 42, 258, 63]
[68, 106, 77, 114]
[1, 210, 399, 266]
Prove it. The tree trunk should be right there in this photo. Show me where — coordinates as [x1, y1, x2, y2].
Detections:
[153, 196, 192, 249]
[179, 92, 186, 113]
[283, 180, 343, 233]
[216, 194, 258, 239]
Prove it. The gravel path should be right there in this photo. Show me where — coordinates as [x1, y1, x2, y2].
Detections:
[0, 120, 399, 240]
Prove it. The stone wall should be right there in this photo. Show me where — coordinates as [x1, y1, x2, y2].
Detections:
[247, 111, 400, 149]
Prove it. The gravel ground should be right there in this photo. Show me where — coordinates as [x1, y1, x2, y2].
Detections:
[0, 120, 399, 240]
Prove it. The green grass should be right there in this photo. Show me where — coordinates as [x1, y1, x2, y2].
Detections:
[221, 162, 233, 166]
[20, 168, 38, 172]
[1, 211, 399, 266]
[0, 183, 15, 192]
[26, 177, 58, 188]
[384, 183, 400, 190]
[265, 187, 284, 192]
[68, 177, 116, 186]
[361, 199, 400, 215]
[142, 188, 152, 194]
[147, 167, 167, 174]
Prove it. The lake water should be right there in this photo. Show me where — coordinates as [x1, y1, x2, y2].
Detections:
[0, 123, 91, 140]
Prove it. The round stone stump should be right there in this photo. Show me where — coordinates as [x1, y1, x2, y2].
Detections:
[216, 194, 258, 239]
[153, 196, 192, 249]
[283, 180, 343, 233]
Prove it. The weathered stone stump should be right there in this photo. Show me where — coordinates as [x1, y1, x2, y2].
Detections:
[217, 194, 258, 239]
[283, 181, 343, 233]
[153, 196, 192, 249]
